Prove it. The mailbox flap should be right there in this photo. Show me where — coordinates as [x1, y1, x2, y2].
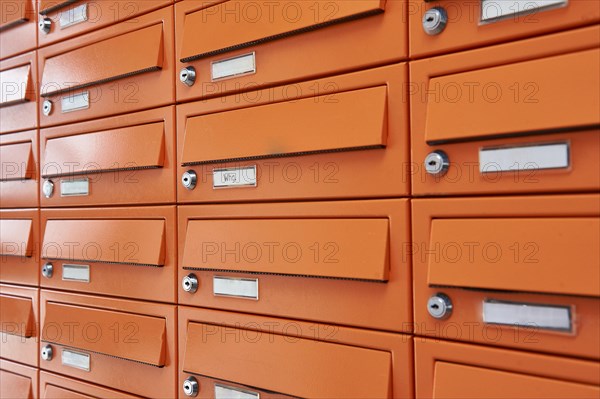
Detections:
[44, 384, 95, 399]
[0, 64, 32, 106]
[433, 362, 600, 398]
[0, 369, 32, 399]
[39, 0, 80, 15]
[0, 0, 31, 30]
[182, 218, 389, 280]
[0, 219, 33, 257]
[425, 49, 600, 144]
[42, 219, 166, 266]
[180, 0, 386, 61]
[428, 218, 600, 297]
[43, 122, 165, 177]
[43, 302, 166, 366]
[0, 142, 33, 181]
[0, 295, 34, 337]
[183, 321, 392, 398]
[41, 23, 164, 97]
[181, 86, 387, 165]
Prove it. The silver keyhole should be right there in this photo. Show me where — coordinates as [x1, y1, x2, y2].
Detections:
[42, 179, 55, 198]
[182, 274, 199, 293]
[182, 170, 197, 190]
[180, 67, 197, 86]
[42, 262, 54, 278]
[38, 17, 52, 34]
[424, 150, 450, 176]
[182, 376, 199, 397]
[41, 345, 53, 361]
[42, 100, 53, 116]
[423, 7, 448, 35]
[427, 293, 453, 319]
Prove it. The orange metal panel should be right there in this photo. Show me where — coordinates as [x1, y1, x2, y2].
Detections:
[0, 130, 38, 208]
[415, 339, 600, 398]
[178, 306, 414, 398]
[411, 26, 600, 195]
[410, 0, 600, 58]
[0, 284, 39, 366]
[40, 206, 176, 302]
[412, 194, 600, 359]
[177, 63, 409, 203]
[40, 371, 143, 399]
[179, 199, 411, 332]
[0, 0, 36, 59]
[175, 0, 406, 101]
[0, 359, 38, 399]
[40, 290, 177, 398]
[0, 209, 39, 285]
[0, 52, 37, 133]
[38, 6, 174, 127]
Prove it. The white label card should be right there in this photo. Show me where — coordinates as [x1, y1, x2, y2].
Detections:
[483, 300, 572, 331]
[61, 91, 89, 113]
[213, 277, 259, 300]
[62, 349, 90, 371]
[479, 142, 569, 173]
[62, 264, 90, 282]
[213, 166, 257, 189]
[59, 3, 88, 29]
[60, 178, 89, 197]
[215, 384, 260, 399]
[211, 52, 256, 81]
[481, 0, 567, 23]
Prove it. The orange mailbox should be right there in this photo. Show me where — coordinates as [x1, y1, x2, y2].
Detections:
[40, 107, 175, 207]
[416, 339, 600, 399]
[175, 0, 407, 101]
[0, 284, 39, 367]
[179, 307, 414, 399]
[40, 372, 143, 399]
[179, 199, 411, 333]
[410, 0, 600, 58]
[1, 131, 38, 208]
[0, 0, 36, 60]
[1, 359, 38, 399]
[1, 51, 37, 134]
[411, 26, 600, 196]
[40, 290, 177, 398]
[177, 64, 409, 203]
[40, 206, 176, 302]
[38, 6, 174, 127]
[37, 0, 171, 46]
[0, 209, 39, 286]
[412, 194, 600, 360]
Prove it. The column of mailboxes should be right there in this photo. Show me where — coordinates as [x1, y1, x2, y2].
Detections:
[1, 1, 599, 398]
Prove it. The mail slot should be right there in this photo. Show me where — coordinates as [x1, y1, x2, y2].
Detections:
[1, 51, 37, 134]
[37, 0, 171, 46]
[179, 199, 410, 332]
[40, 371, 143, 399]
[410, 0, 600, 58]
[40, 290, 176, 398]
[179, 306, 413, 398]
[416, 339, 600, 399]
[0, 209, 39, 285]
[411, 26, 600, 195]
[175, 0, 406, 101]
[178, 63, 409, 203]
[38, 6, 174, 127]
[0, 284, 39, 366]
[40, 206, 176, 302]
[40, 106, 175, 206]
[1, 359, 38, 399]
[412, 194, 600, 359]
[1, 130, 38, 208]
[0, 0, 36, 59]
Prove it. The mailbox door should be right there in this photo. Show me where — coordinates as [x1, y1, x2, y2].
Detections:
[0, 209, 39, 285]
[0, 284, 39, 366]
[40, 371, 143, 399]
[1, 130, 38, 208]
[0, 51, 37, 134]
[0, 359, 38, 399]
[0, 0, 36, 59]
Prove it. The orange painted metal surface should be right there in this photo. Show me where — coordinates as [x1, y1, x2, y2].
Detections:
[1, 130, 38, 208]
[179, 306, 414, 398]
[0, 284, 39, 366]
[0, 51, 37, 133]
[40, 371, 143, 399]
[177, 63, 409, 203]
[0, 359, 38, 399]
[40, 290, 177, 398]
[412, 194, 600, 359]
[0, 0, 36, 59]
[179, 199, 411, 332]
[176, 0, 406, 101]
[40, 107, 175, 207]
[416, 339, 600, 398]
[38, 6, 174, 127]
[0, 208, 39, 285]
[411, 26, 600, 195]
[40, 206, 176, 302]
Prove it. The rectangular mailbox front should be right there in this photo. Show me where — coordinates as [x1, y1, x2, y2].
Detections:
[40, 371, 143, 399]
[1, 359, 38, 399]
[0, 209, 39, 285]
[1, 51, 37, 134]
[0, 284, 39, 367]
[179, 199, 411, 332]
[40, 206, 176, 302]
[412, 194, 600, 359]
[1, 130, 38, 208]
[0, 0, 36, 60]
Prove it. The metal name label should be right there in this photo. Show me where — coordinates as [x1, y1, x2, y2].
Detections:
[60, 178, 89, 197]
[211, 52, 256, 81]
[479, 142, 569, 173]
[62, 349, 90, 371]
[62, 264, 90, 282]
[215, 384, 260, 399]
[59, 3, 88, 29]
[213, 166, 257, 189]
[213, 277, 259, 300]
[61, 91, 89, 113]
[483, 300, 572, 331]
[481, 0, 567, 23]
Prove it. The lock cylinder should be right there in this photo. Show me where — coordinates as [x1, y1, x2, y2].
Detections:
[183, 376, 199, 397]
[182, 170, 197, 190]
[42, 262, 54, 278]
[422, 7, 448, 36]
[427, 293, 453, 319]
[41, 345, 53, 361]
[38, 17, 52, 34]
[182, 274, 199, 293]
[180, 67, 197, 86]
[42, 179, 54, 198]
[424, 150, 450, 176]
[42, 100, 53, 116]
